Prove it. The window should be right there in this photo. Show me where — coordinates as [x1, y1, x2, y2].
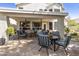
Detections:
[54, 9, 60, 12]
[49, 22, 52, 30]
[19, 7, 23, 9]
[39, 9, 43, 11]
[20, 21, 30, 30]
[44, 9, 47, 11]
[32, 22, 41, 30]
[49, 9, 52, 12]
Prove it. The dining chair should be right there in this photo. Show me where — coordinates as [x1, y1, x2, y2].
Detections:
[17, 29, 27, 39]
[51, 31, 61, 40]
[55, 36, 71, 55]
[37, 33, 52, 56]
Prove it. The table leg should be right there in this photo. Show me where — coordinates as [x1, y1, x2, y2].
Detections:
[54, 40, 56, 52]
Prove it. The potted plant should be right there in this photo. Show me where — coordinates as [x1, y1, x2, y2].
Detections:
[6, 25, 16, 40]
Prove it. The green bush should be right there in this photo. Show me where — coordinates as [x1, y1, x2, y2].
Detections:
[64, 27, 70, 33]
[70, 32, 78, 37]
[6, 25, 15, 35]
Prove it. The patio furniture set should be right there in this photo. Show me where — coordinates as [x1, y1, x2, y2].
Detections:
[37, 30, 71, 56]
[7, 28, 71, 56]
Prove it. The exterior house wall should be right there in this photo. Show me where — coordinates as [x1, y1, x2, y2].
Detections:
[0, 14, 8, 42]
[17, 3, 48, 11]
[0, 3, 66, 41]
[57, 17, 64, 38]
[16, 3, 64, 12]
[0, 3, 67, 43]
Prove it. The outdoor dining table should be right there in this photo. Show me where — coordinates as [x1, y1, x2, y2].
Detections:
[50, 35, 59, 51]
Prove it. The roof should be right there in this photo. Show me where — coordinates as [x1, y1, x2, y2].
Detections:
[16, 3, 29, 7]
[0, 8, 68, 16]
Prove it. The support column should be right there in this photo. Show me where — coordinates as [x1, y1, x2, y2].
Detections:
[47, 22, 49, 30]
[41, 19, 42, 30]
[53, 22, 54, 31]
[6, 16, 10, 26]
[30, 21, 32, 30]
[0, 15, 8, 43]
[17, 20, 20, 30]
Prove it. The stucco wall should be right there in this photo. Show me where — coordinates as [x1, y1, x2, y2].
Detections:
[0, 15, 8, 41]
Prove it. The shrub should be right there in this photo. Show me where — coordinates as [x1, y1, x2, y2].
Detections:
[64, 27, 70, 33]
[70, 32, 78, 37]
[6, 25, 15, 36]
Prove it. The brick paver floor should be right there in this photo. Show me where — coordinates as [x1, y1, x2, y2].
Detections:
[0, 37, 79, 56]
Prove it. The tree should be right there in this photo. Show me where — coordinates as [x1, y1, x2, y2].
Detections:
[75, 24, 79, 30]
[68, 20, 77, 26]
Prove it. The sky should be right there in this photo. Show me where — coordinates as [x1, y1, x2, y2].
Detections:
[64, 3, 79, 19]
[0, 3, 79, 19]
[0, 3, 16, 8]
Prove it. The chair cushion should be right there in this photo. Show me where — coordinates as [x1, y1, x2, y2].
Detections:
[51, 31, 61, 40]
[55, 36, 71, 48]
[55, 40, 65, 47]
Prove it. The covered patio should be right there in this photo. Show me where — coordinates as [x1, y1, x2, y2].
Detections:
[0, 9, 68, 39]
[0, 37, 79, 56]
